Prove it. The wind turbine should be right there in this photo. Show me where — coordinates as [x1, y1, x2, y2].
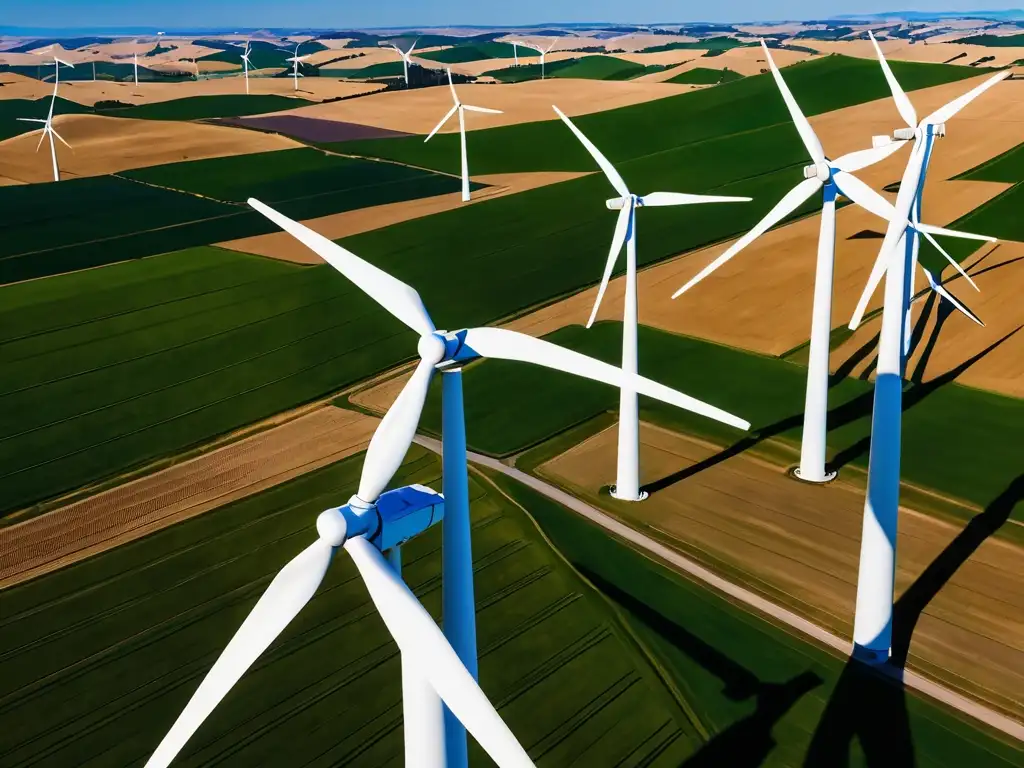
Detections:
[553, 106, 752, 501]
[142, 447, 535, 766]
[241, 39, 252, 93]
[190, 57, 199, 81]
[388, 38, 420, 86]
[522, 39, 556, 78]
[17, 57, 74, 183]
[512, 40, 520, 66]
[425, 69, 503, 203]
[843, 33, 1008, 665]
[133, 51, 139, 86]
[246, 197, 749, 768]
[286, 43, 308, 91]
[672, 40, 992, 485]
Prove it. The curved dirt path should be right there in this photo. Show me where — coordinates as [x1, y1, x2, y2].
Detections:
[411, 433, 1024, 743]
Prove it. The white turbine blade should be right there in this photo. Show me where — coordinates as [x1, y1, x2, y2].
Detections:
[831, 140, 907, 173]
[917, 229, 979, 291]
[424, 104, 459, 142]
[462, 105, 503, 114]
[672, 177, 821, 299]
[831, 170, 898, 222]
[55, 57, 74, 68]
[641, 191, 751, 207]
[921, 267, 984, 326]
[915, 222, 996, 244]
[50, 127, 71, 149]
[760, 39, 824, 164]
[144, 540, 334, 768]
[36, 129, 47, 152]
[849, 140, 928, 330]
[16, 118, 47, 123]
[356, 357, 435, 503]
[924, 71, 1009, 127]
[407, 39, 419, 57]
[345, 537, 535, 768]
[447, 68, 458, 104]
[552, 105, 629, 197]
[248, 199, 435, 336]
[462, 327, 750, 430]
[587, 204, 631, 328]
[868, 30, 917, 129]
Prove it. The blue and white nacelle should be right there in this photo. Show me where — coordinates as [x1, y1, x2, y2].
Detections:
[316, 484, 444, 552]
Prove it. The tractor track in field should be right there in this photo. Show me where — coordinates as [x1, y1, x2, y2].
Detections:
[411, 435, 1024, 744]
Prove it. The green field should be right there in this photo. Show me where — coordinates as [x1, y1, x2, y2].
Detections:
[949, 139, 1024, 242]
[0, 447, 701, 767]
[0, 61, 190, 83]
[340, 56, 996, 175]
[99, 94, 314, 120]
[417, 322, 1024, 520]
[639, 36, 753, 53]
[0, 96, 92, 141]
[501, 473, 1024, 767]
[416, 41, 518, 63]
[322, 61, 405, 79]
[666, 66, 745, 85]
[484, 55, 664, 83]
[950, 33, 1024, 46]
[200, 41, 292, 70]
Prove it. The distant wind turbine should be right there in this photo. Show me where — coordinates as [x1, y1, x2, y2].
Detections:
[285, 42, 308, 91]
[388, 38, 420, 86]
[520, 39, 555, 78]
[424, 69, 503, 203]
[133, 51, 139, 86]
[18, 57, 74, 182]
[241, 39, 252, 93]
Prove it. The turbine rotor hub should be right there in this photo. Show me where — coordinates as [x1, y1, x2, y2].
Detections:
[316, 507, 349, 547]
[802, 161, 831, 183]
[417, 333, 447, 365]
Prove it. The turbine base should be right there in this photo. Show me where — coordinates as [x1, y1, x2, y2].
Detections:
[791, 467, 838, 484]
[852, 643, 891, 665]
[609, 486, 648, 502]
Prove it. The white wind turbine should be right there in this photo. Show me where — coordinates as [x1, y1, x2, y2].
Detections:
[522, 39, 556, 78]
[844, 35, 1008, 665]
[388, 38, 420, 86]
[17, 57, 74, 183]
[286, 43, 308, 91]
[672, 40, 992, 485]
[553, 105, 752, 501]
[133, 51, 139, 86]
[424, 68, 503, 203]
[247, 197, 749, 768]
[241, 39, 252, 93]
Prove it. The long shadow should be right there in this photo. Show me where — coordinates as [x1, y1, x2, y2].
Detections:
[909, 294, 951, 384]
[580, 568, 822, 767]
[831, 330, 880, 384]
[803, 658, 915, 767]
[906, 289, 939, 366]
[890, 473, 1024, 668]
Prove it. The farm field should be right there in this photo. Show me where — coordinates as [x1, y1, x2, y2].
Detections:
[483, 56, 666, 83]
[356, 322, 1024, 521]
[321, 60, 405, 79]
[536, 422, 1024, 720]
[97, 93, 314, 120]
[0, 96, 92, 142]
[666, 66, 745, 84]
[0, 447, 701, 768]
[416, 41, 518, 63]
[492, 472, 1024, 766]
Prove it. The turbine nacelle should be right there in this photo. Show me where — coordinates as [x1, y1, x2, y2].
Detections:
[893, 127, 916, 141]
[802, 161, 831, 183]
[605, 195, 634, 210]
[323, 484, 445, 549]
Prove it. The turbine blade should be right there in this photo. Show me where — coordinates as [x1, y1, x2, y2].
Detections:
[357, 357, 435, 503]
[915, 222, 996, 243]
[672, 177, 821, 299]
[921, 267, 984, 326]
[461, 327, 750, 430]
[868, 30, 917, 129]
[36, 129, 46, 152]
[917, 229, 979, 291]
[587, 204, 631, 328]
[248, 199, 436, 336]
[923, 71, 1009, 127]
[831, 140, 907, 173]
[345, 537, 535, 768]
[641, 191, 751, 207]
[848, 139, 928, 330]
[760, 39, 824, 164]
[831, 170, 898, 222]
[16, 118, 47, 123]
[447, 68, 458, 104]
[552, 105, 629, 197]
[462, 105, 503, 114]
[424, 104, 459, 142]
[144, 540, 334, 768]
[50, 127, 71, 149]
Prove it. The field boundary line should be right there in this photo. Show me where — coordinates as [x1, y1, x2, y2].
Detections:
[413, 435, 1024, 744]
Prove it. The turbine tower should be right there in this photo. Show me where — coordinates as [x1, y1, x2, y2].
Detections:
[521, 39, 555, 78]
[247, 198, 749, 767]
[286, 43, 308, 91]
[241, 39, 252, 93]
[554, 105, 752, 501]
[845, 41, 1006, 664]
[424, 68, 503, 203]
[17, 57, 74, 183]
[133, 51, 139, 86]
[388, 38, 420, 86]
[672, 40, 990, 485]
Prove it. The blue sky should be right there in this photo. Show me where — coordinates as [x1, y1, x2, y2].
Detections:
[4, 1, 1022, 28]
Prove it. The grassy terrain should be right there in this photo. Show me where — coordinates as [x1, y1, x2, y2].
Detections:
[498, 473, 1024, 767]
[322, 61, 406, 79]
[418, 322, 1024, 520]
[484, 56, 666, 82]
[99, 94, 314, 120]
[950, 33, 1024, 46]
[416, 41, 518, 63]
[666, 67, 745, 85]
[639, 36, 752, 53]
[0, 96, 92, 141]
[201, 41, 293, 70]
[0, 447, 700, 767]
[340, 56, 996, 175]
[948, 139, 1024, 242]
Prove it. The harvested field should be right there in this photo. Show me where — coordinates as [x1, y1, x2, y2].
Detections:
[214, 114, 412, 142]
[540, 421, 1024, 720]
[0, 114, 300, 182]
[220, 171, 591, 263]
[635, 44, 815, 76]
[272, 78, 693, 134]
[449, 49, 621, 77]
[809, 39, 1024, 68]
[0, 407, 378, 590]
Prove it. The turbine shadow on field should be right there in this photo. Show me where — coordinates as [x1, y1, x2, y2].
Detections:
[582, 569, 823, 767]
[642, 327, 1019, 495]
[890, 473, 1024, 669]
[803, 658, 914, 767]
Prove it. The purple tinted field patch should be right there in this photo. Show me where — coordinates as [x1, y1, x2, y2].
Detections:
[214, 115, 413, 143]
